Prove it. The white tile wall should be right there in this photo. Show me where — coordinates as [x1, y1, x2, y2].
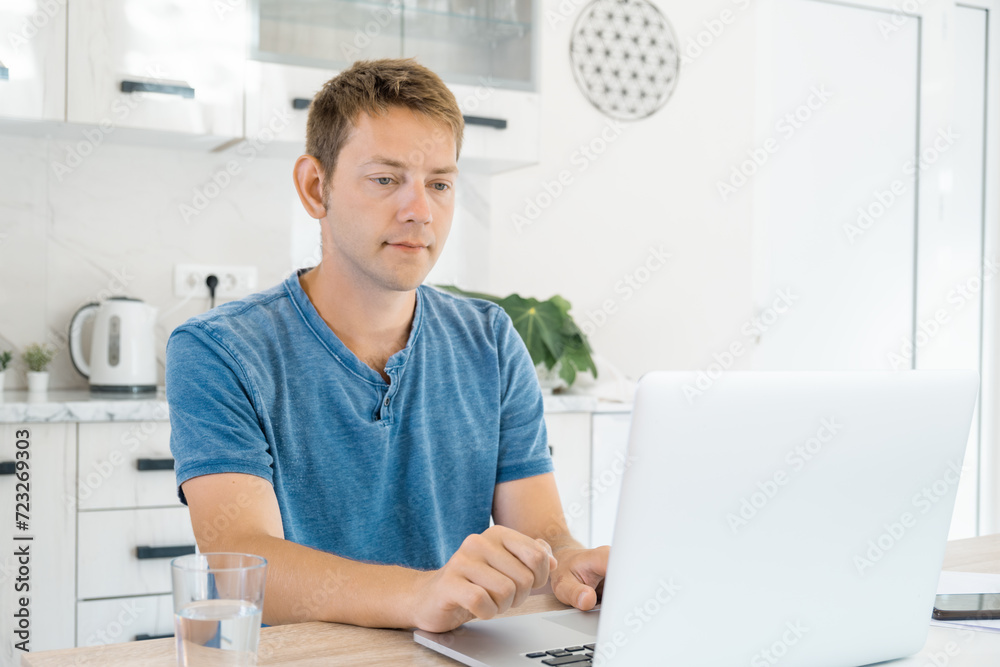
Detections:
[0, 132, 485, 392]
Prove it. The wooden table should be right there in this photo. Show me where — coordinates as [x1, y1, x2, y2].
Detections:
[23, 535, 1000, 667]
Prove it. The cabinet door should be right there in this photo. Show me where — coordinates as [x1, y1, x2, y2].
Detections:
[245, 60, 335, 150]
[590, 413, 631, 548]
[0, 4, 66, 121]
[77, 422, 179, 510]
[0, 424, 76, 665]
[77, 594, 173, 647]
[78, 507, 196, 600]
[544, 413, 591, 547]
[452, 84, 540, 173]
[67, 0, 246, 138]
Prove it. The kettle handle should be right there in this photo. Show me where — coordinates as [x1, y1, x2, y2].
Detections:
[69, 302, 99, 379]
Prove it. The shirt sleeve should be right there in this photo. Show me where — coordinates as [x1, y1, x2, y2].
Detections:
[492, 308, 554, 484]
[165, 324, 275, 505]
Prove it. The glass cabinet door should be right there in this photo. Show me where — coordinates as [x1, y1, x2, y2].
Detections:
[252, 0, 534, 90]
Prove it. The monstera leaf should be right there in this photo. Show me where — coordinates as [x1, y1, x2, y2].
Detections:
[436, 286, 598, 388]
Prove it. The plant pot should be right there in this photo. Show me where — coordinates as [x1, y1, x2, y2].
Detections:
[27, 371, 49, 393]
[535, 363, 567, 395]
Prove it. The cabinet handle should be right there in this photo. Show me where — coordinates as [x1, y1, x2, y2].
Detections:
[135, 545, 196, 560]
[463, 115, 507, 130]
[137, 458, 174, 471]
[0, 62, 8, 81]
[135, 632, 174, 641]
[0, 461, 15, 475]
[292, 97, 312, 110]
[120, 80, 195, 99]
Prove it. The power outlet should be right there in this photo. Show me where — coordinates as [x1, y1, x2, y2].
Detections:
[174, 264, 258, 299]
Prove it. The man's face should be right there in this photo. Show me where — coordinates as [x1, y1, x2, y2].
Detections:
[320, 106, 458, 293]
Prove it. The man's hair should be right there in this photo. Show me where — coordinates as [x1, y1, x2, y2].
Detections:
[306, 58, 464, 188]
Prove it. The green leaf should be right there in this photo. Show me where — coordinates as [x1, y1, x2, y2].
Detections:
[499, 294, 566, 367]
[434, 285, 503, 304]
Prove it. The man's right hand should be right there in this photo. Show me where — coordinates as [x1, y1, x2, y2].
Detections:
[408, 525, 557, 633]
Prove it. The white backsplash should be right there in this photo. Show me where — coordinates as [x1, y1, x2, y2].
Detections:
[0, 132, 487, 391]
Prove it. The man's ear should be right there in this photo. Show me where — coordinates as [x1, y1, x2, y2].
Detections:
[293, 155, 328, 219]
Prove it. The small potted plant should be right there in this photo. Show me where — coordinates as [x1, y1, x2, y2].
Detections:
[22, 343, 55, 393]
[437, 286, 598, 392]
[0, 350, 11, 394]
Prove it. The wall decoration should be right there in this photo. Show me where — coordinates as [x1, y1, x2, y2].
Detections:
[569, 0, 680, 121]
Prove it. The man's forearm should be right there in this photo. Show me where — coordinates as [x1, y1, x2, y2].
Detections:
[212, 532, 424, 628]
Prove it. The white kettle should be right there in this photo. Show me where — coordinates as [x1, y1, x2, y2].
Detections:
[69, 298, 158, 393]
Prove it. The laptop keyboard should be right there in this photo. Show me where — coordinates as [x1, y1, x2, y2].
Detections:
[525, 644, 595, 665]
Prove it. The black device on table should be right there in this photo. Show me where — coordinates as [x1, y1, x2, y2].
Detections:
[933, 593, 1000, 620]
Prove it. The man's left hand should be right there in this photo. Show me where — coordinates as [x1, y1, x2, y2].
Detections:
[550, 545, 610, 610]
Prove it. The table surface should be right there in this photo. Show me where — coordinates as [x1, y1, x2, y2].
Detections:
[22, 534, 1000, 667]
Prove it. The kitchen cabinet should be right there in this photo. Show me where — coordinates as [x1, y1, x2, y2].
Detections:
[253, 0, 534, 90]
[248, 0, 540, 171]
[544, 413, 591, 547]
[66, 0, 246, 140]
[0, 4, 66, 122]
[0, 424, 76, 667]
[75, 422, 193, 642]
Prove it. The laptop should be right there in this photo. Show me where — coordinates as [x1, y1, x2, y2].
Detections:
[414, 370, 980, 666]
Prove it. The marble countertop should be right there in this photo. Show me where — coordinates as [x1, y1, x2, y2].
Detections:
[0, 389, 170, 423]
[0, 388, 630, 423]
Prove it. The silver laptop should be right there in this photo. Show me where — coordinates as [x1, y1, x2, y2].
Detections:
[414, 370, 979, 666]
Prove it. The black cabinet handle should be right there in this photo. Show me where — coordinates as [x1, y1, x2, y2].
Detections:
[135, 633, 174, 641]
[463, 115, 507, 129]
[0, 461, 15, 475]
[120, 80, 195, 98]
[292, 97, 311, 110]
[137, 458, 174, 471]
[135, 545, 196, 560]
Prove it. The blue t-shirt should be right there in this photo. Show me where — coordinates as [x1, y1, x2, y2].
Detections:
[165, 270, 553, 570]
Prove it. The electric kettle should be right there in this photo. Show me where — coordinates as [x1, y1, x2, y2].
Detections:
[69, 297, 158, 393]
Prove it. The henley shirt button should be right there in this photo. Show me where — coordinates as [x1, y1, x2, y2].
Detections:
[384, 398, 390, 406]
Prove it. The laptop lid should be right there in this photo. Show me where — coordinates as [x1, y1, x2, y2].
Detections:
[595, 370, 979, 666]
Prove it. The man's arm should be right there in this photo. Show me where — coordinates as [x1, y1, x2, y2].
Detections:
[183, 471, 556, 632]
[492, 472, 610, 610]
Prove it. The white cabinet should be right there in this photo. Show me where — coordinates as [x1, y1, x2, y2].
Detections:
[66, 0, 246, 139]
[544, 413, 591, 547]
[0, 4, 66, 122]
[75, 422, 193, 645]
[589, 413, 631, 548]
[245, 60, 334, 151]
[0, 424, 76, 667]
[452, 83, 540, 173]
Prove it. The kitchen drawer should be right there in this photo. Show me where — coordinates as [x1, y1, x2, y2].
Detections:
[77, 594, 174, 646]
[78, 507, 196, 600]
[67, 0, 246, 139]
[78, 421, 179, 510]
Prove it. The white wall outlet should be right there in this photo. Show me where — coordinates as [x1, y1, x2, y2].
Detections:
[174, 264, 259, 299]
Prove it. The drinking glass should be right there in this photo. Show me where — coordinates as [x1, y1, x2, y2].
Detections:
[171, 553, 268, 666]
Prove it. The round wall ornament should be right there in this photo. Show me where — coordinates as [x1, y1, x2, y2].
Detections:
[569, 0, 680, 121]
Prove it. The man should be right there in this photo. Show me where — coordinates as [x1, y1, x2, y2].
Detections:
[166, 58, 608, 633]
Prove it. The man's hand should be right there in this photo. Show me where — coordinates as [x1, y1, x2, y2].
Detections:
[409, 525, 558, 633]
[550, 545, 610, 611]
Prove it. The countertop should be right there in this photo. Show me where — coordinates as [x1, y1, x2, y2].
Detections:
[0, 388, 630, 423]
[21, 535, 1000, 666]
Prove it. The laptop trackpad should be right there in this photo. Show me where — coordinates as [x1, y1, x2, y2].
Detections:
[541, 609, 601, 636]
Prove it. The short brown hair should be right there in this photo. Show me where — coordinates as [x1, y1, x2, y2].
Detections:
[306, 59, 464, 185]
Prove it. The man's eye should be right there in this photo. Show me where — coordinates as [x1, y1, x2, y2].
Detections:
[374, 177, 393, 185]
[432, 182, 450, 191]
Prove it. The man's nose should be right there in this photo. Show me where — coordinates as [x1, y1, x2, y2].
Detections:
[399, 182, 432, 224]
